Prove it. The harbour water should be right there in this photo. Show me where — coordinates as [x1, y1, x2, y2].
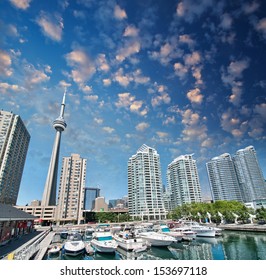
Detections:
[45, 230, 266, 260]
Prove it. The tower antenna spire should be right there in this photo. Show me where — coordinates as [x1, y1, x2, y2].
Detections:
[59, 88, 67, 118]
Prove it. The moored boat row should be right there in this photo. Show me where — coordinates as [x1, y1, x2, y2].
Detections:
[46, 220, 223, 259]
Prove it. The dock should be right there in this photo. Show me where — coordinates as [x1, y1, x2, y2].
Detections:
[217, 224, 266, 232]
[33, 232, 55, 260]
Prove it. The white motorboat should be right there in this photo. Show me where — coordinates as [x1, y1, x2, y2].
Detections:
[48, 244, 61, 256]
[63, 233, 85, 256]
[168, 222, 197, 240]
[153, 224, 184, 242]
[135, 228, 176, 247]
[171, 227, 197, 241]
[113, 230, 149, 252]
[91, 231, 118, 253]
[183, 222, 216, 238]
[84, 226, 94, 240]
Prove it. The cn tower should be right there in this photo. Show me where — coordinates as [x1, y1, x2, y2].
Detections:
[41, 90, 67, 206]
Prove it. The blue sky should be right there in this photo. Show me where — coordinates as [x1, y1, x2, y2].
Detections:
[0, 0, 266, 206]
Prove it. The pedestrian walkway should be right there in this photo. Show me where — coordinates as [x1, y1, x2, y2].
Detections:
[34, 231, 55, 260]
[0, 230, 42, 259]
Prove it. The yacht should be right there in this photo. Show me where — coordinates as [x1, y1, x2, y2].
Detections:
[153, 224, 184, 242]
[91, 231, 118, 253]
[63, 233, 85, 256]
[113, 229, 149, 252]
[183, 221, 216, 238]
[135, 228, 176, 247]
[167, 222, 197, 240]
[171, 227, 197, 241]
[84, 226, 94, 240]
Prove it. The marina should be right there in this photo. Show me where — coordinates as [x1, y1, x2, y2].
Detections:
[1, 221, 266, 260]
[39, 222, 266, 260]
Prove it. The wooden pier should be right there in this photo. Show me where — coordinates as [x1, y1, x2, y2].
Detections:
[217, 224, 266, 232]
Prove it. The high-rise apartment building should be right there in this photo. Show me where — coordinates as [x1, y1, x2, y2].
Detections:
[56, 154, 87, 224]
[84, 187, 100, 210]
[167, 154, 202, 209]
[0, 110, 30, 205]
[128, 144, 166, 220]
[233, 146, 266, 202]
[206, 153, 243, 202]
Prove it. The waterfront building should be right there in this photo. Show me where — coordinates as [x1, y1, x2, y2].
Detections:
[162, 187, 171, 212]
[56, 154, 87, 224]
[84, 187, 100, 210]
[206, 153, 243, 202]
[167, 154, 202, 209]
[245, 198, 266, 210]
[0, 203, 35, 246]
[16, 205, 56, 224]
[0, 110, 30, 205]
[93, 197, 108, 212]
[41, 91, 67, 206]
[109, 199, 118, 208]
[128, 144, 166, 220]
[233, 146, 266, 202]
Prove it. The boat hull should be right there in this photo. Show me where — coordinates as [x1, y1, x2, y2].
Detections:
[91, 240, 117, 253]
[63, 241, 85, 256]
[114, 235, 147, 251]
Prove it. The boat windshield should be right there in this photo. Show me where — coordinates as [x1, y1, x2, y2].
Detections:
[161, 227, 170, 232]
[98, 236, 113, 241]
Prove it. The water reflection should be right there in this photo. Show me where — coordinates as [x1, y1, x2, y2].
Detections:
[45, 231, 266, 260]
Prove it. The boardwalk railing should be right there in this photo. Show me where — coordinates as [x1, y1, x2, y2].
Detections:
[3, 229, 50, 260]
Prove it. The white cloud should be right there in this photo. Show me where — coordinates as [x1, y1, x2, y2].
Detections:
[151, 84, 171, 107]
[9, 0, 31, 10]
[187, 88, 203, 104]
[65, 49, 96, 90]
[124, 25, 139, 37]
[96, 54, 110, 72]
[0, 82, 21, 93]
[221, 58, 250, 106]
[176, 0, 214, 23]
[115, 92, 134, 108]
[255, 17, 266, 39]
[163, 116, 176, 126]
[102, 126, 115, 133]
[114, 5, 127, 20]
[94, 117, 103, 125]
[254, 103, 266, 120]
[156, 131, 168, 138]
[0, 50, 12, 77]
[243, 1, 260, 14]
[180, 109, 208, 142]
[220, 13, 233, 30]
[136, 122, 150, 131]
[149, 40, 183, 66]
[174, 62, 188, 80]
[116, 40, 141, 62]
[23, 64, 50, 88]
[113, 68, 132, 87]
[103, 78, 111, 86]
[59, 80, 71, 88]
[201, 137, 214, 148]
[151, 92, 171, 107]
[115, 92, 148, 116]
[220, 108, 248, 138]
[36, 11, 64, 42]
[184, 51, 201, 66]
[83, 94, 98, 102]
